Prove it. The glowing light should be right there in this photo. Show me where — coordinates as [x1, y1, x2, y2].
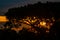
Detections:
[31, 20, 34, 22]
[0, 16, 9, 22]
[40, 21, 46, 26]
[34, 17, 36, 19]
[0, 16, 55, 34]
[26, 22, 30, 24]
[24, 21, 30, 24]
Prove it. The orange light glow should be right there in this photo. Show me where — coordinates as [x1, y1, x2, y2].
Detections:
[40, 21, 46, 26]
[0, 16, 9, 22]
[0, 16, 55, 34]
[24, 21, 30, 24]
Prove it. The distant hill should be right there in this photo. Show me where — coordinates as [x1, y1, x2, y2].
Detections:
[5, 2, 60, 19]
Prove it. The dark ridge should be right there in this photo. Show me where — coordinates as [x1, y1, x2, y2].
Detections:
[5, 2, 60, 19]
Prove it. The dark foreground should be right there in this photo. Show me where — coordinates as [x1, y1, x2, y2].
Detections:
[0, 29, 58, 40]
[0, 21, 60, 40]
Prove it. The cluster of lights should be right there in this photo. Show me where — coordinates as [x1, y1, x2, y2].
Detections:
[0, 16, 55, 33]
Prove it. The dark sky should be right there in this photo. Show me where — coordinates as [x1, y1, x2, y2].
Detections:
[0, 0, 60, 15]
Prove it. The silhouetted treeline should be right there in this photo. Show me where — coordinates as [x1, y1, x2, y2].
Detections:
[5, 2, 60, 20]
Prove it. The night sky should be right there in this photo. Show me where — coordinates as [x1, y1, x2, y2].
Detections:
[0, 0, 60, 15]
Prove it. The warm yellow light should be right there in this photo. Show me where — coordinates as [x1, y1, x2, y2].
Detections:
[24, 21, 30, 24]
[0, 16, 9, 22]
[31, 20, 34, 23]
[40, 21, 46, 26]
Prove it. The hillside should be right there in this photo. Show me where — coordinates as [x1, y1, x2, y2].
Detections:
[5, 2, 60, 19]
